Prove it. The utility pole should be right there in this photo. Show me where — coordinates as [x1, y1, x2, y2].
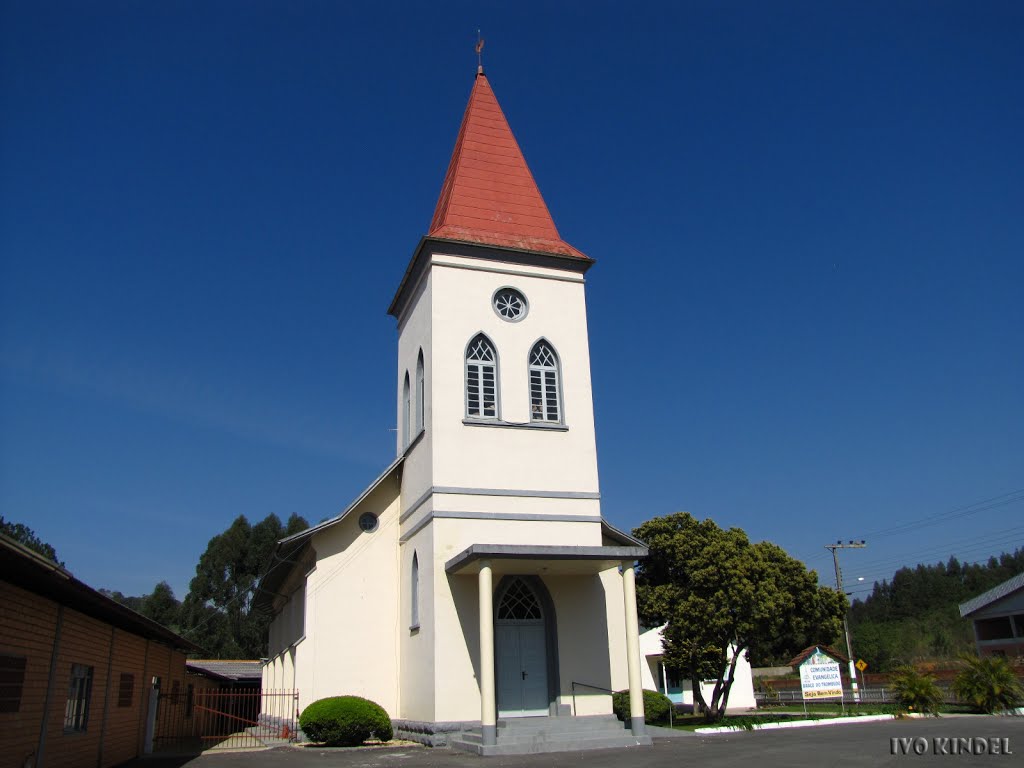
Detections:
[825, 540, 866, 703]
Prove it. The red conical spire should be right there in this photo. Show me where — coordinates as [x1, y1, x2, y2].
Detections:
[428, 74, 589, 261]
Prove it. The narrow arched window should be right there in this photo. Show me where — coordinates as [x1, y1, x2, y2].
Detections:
[411, 552, 420, 629]
[466, 334, 497, 419]
[529, 340, 561, 423]
[415, 350, 425, 434]
[402, 372, 411, 447]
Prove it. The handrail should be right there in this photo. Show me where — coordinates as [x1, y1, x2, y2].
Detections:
[570, 680, 615, 716]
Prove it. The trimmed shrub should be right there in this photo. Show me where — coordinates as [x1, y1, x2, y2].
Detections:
[612, 688, 673, 724]
[299, 696, 393, 746]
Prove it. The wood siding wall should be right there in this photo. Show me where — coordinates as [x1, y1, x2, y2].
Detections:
[0, 580, 188, 768]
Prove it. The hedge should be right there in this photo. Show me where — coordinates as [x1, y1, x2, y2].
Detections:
[298, 696, 393, 746]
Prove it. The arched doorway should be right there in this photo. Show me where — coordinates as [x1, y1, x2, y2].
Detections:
[494, 576, 557, 717]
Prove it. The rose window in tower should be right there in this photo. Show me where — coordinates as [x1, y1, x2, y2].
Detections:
[492, 288, 528, 322]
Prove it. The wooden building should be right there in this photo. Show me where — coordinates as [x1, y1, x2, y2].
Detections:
[0, 534, 199, 768]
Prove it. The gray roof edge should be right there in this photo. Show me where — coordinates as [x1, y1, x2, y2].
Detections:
[445, 543, 648, 574]
[278, 455, 405, 547]
[600, 518, 646, 547]
[254, 456, 404, 614]
[959, 571, 1024, 617]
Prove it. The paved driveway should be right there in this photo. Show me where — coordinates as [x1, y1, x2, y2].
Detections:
[131, 716, 1023, 768]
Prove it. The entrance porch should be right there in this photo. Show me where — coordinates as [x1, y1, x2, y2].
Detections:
[444, 543, 649, 750]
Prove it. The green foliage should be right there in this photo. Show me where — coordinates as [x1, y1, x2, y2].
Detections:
[890, 666, 944, 715]
[951, 655, 1024, 714]
[141, 581, 181, 629]
[1, 516, 62, 565]
[611, 689, 673, 724]
[180, 512, 308, 658]
[848, 549, 1024, 671]
[299, 696, 393, 746]
[634, 512, 845, 720]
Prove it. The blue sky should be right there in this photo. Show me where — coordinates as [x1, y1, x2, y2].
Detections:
[2, 1, 1021, 602]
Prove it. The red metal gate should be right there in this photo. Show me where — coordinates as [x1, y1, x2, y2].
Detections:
[151, 687, 299, 753]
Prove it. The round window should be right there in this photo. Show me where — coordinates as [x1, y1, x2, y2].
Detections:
[492, 287, 528, 322]
[358, 513, 378, 533]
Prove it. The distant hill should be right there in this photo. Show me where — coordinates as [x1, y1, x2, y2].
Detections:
[848, 548, 1024, 671]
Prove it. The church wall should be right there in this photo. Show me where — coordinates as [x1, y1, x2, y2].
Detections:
[300, 479, 401, 715]
[428, 253, 600, 494]
[545, 574, 621, 716]
[396, 270, 433, 501]
[399, 525, 436, 721]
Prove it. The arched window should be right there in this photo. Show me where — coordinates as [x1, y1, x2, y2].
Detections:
[411, 552, 420, 629]
[466, 334, 497, 419]
[529, 340, 561, 423]
[497, 578, 543, 621]
[402, 372, 411, 447]
[415, 350, 425, 433]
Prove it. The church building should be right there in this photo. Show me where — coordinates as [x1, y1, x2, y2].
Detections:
[256, 67, 651, 755]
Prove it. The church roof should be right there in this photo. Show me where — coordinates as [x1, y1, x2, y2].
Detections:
[427, 72, 590, 262]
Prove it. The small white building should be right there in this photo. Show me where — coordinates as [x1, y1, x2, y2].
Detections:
[639, 626, 756, 713]
[255, 68, 653, 754]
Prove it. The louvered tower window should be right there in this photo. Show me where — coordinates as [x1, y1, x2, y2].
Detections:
[466, 334, 497, 418]
[529, 340, 561, 423]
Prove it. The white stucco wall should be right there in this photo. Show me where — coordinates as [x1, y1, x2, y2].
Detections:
[639, 625, 757, 712]
[426, 252, 600, 494]
[269, 477, 402, 715]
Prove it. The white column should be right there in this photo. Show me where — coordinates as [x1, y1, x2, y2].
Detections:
[622, 561, 646, 735]
[478, 561, 497, 746]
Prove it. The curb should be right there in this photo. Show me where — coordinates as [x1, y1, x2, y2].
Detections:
[696, 714, 896, 734]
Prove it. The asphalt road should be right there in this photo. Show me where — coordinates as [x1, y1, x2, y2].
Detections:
[131, 716, 1024, 768]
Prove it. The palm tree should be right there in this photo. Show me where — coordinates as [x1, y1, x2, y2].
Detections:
[952, 655, 1024, 714]
[890, 666, 943, 715]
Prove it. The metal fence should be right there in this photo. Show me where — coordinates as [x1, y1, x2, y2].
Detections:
[150, 687, 299, 754]
[754, 686, 958, 706]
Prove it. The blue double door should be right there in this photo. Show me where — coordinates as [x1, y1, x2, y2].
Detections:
[496, 621, 549, 716]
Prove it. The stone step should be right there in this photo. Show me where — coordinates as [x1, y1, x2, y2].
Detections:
[495, 715, 625, 731]
[450, 733, 652, 756]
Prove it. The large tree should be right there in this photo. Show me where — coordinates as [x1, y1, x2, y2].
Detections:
[181, 512, 308, 658]
[634, 512, 845, 720]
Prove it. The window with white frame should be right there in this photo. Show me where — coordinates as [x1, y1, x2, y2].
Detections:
[415, 350, 424, 433]
[64, 663, 93, 732]
[402, 372, 411, 447]
[465, 334, 497, 419]
[529, 340, 562, 423]
[411, 551, 420, 630]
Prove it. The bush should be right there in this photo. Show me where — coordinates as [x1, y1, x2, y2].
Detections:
[890, 666, 943, 716]
[611, 688, 673, 724]
[299, 696, 393, 746]
[952, 655, 1024, 714]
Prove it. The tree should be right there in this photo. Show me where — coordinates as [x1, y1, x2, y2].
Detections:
[952, 655, 1024, 714]
[180, 513, 308, 658]
[1, 516, 62, 565]
[141, 581, 181, 630]
[634, 512, 846, 720]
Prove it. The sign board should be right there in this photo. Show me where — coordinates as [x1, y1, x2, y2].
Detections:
[799, 649, 843, 700]
[856, 659, 868, 672]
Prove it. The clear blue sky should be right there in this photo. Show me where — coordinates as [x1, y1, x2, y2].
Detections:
[2, 1, 1021, 602]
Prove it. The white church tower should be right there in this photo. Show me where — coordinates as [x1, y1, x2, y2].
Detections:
[258, 69, 650, 754]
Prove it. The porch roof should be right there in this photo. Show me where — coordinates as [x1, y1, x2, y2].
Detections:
[445, 543, 647, 576]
